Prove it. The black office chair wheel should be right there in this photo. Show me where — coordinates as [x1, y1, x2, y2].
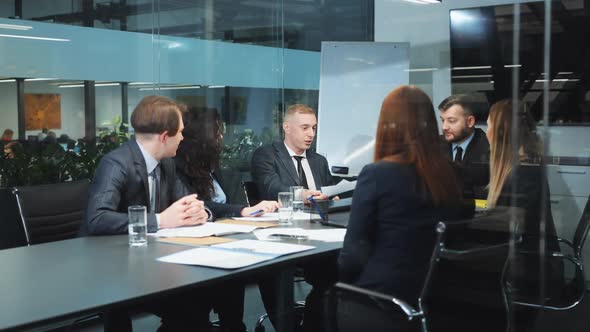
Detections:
[254, 325, 265, 332]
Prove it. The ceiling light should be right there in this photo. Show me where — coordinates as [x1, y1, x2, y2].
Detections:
[404, 68, 438, 72]
[452, 66, 491, 70]
[0, 23, 32, 30]
[452, 74, 493, 79]
[139, 85, 200, 91]
[403, 0, 441, 4]
[0, 34, 69, 42]
[59, 83, 120, 88]
[25, 78, 58, 81]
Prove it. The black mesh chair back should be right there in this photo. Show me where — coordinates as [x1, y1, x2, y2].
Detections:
[324, 283, 422, 332]
[13, 179, 90, 245]
[0, 188, 28, 249]
[503, 197, 590, 313]
[241, 180, 261, 206]
[572, 195, 590, 258]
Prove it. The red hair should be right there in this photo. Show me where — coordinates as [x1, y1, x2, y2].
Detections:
[374, 85, 460, 204]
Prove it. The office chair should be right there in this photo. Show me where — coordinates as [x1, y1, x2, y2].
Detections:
[324, 208, 524, 332]
[12, 179, 90, 245]
[323, 220, 453, 332]
[241, 180, 262, 207]
[502, 194, 590, 315]
[0, 188, 28, 249]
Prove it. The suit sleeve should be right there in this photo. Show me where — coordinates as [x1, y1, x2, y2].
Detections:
[85, 154, 135, 235]
[338, 164, 378, 283]
[251, 146, 289, 200]
[206, 201, 246, 220]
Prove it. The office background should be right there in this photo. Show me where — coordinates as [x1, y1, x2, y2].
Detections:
[1, 0, 590, 330]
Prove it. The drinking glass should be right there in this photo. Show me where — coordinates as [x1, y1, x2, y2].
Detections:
[128, 205, 147, 247]
[290, 186, 304, 216]
[277, 192, 293, 225]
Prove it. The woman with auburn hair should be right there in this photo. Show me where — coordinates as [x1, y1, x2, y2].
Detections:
[338, 85, 472, 330]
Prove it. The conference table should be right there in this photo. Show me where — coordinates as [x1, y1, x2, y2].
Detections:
[0, 217, 345, 332]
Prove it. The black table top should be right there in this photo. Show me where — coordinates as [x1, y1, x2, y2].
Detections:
[0, 218, 344, 331]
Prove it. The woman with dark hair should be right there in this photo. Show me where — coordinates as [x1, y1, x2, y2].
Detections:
[338, 85, 472, 331]
[174, 107, 278, 332]
[176, 107, 278, 216]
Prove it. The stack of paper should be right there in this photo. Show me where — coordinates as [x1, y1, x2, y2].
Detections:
[157, 239, 315, 269]
[151, 222, 257, 238]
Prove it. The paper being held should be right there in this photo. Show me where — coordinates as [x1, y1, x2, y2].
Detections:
[321, 179, 356, 197]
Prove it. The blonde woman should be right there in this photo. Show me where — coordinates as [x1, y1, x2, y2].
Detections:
[486, 100, 563, 328]
[486, 99, 558, 248]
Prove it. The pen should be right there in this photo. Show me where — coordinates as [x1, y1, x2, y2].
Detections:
[307, 196, 327, 221]
[248, 209, 264, 216]
[268, 234, 309, 240]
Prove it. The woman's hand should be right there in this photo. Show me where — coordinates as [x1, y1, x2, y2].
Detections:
[241, 200, 280, 217]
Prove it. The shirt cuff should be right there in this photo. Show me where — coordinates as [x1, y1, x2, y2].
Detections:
[156, 213, 161, 229]
[205, 207, 213, 222]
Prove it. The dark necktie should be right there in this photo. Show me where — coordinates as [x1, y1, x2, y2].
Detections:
[150, 165, 160, 213]
[454, 146, 463, 163]
[293, 156, 309, 189]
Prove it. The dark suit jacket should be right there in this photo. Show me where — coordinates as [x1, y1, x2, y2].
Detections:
[176, 165, 246, 219]
[497, 163, 559, 251]
[443, 127, 490, 199]
[251, 141, 335, 200]
[81, 139, 191, 235]
[338, 161, 473, 303]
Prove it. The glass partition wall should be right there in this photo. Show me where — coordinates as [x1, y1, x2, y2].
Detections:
[0, 0, 373, 200]
[2, 0, 587, 330]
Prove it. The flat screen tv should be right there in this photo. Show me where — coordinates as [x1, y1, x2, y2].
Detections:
[449, 1, 590, 125]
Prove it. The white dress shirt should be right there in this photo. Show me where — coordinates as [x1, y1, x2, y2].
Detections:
[284, 143, 317, 190]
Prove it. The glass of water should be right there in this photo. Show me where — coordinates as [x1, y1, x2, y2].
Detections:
[290, 186, 304, 216]
[128, 205, 147, 247]
[277, 192, 293, 225]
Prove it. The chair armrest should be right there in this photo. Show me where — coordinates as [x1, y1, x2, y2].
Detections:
[332, 282, 422, 320]
[505, 251, 586, 311]
[557, 237, 575, 251]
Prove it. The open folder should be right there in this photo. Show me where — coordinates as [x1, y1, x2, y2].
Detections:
[157, 239, 315, 269]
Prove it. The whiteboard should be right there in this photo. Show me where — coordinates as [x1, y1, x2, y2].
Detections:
[316, 42, 409, 176]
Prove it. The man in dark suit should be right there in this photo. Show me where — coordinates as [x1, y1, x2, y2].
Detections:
[439, 94, 490, 199]
[83, 96, 243, 332]
[251, 104, 337, 332]
[252, 104, 335, 201]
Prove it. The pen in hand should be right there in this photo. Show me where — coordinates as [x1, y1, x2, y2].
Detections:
[307, 195, 327, 221]
[248, 209, 264, 216]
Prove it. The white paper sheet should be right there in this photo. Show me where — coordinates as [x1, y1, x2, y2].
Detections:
[233, 211, 320, 221]
[214, 239, 315, 256]
[321, 179, 357, 197]
[157, 239, 316, 269]
[157, 247, 273, 269]
[151, 222, 257, 238]
[254, 228, 347, 242]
